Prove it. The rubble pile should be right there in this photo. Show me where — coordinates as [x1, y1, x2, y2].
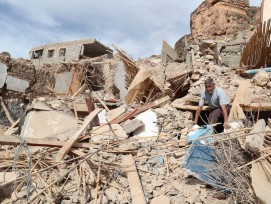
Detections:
[0, 95, 250, 204]
[1, 1, 271, 204]
[1, 46, 270, 203]
[0, 53, 119, 98]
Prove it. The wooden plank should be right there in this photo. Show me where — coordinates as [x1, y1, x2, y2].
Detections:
[69, 102, 89, 112]
[0, 136, 99, 149]
[173, 103, 210, 111]
[71, 84, 87, 100]
[173, 102, 271, 112]
[69, 67, 84, 95]
[242, 103, 271, 112]
[111, 96, 170, 124]
[123, 155, 146, 204]
[55, 108, 102, 162]
[3, 119, 20, 136]
[0, 96, 15, 125]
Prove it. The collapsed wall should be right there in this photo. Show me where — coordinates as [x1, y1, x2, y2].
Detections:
[0, 52, 36, 98]
[0, 53, 119, 99]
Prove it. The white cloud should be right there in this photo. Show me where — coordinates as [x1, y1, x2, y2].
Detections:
[0, 0, 262, 59]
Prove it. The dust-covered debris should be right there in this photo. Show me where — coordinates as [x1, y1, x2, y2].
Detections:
[1, 1, 271, 204]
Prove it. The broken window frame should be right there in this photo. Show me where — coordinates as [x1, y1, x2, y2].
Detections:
[59, 48, 66, 57]
[32, 49, 43, 59]
[47, 49, 55, 58]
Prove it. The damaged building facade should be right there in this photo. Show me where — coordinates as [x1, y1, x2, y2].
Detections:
[175, 0, 260, 67]
[30, 38, 113, 67]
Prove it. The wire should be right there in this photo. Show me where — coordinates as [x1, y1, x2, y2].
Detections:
[4, 135, 35, 201]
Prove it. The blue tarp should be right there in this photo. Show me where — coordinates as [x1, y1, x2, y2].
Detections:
[183, 140, 222, 187]
[187, 125, 213, 144]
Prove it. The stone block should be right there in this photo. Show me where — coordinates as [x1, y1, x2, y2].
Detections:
[122, 119, 144, 134]
[253, 71, 269, 87]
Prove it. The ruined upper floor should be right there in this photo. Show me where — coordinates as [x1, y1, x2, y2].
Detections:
[190, 0, 260, 40]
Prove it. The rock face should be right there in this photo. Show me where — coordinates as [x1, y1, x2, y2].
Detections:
[174, 0, 260, 65]
[190, 0, 260, 40]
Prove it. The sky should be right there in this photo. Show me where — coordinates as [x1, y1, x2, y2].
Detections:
[0, 0, 262, 60]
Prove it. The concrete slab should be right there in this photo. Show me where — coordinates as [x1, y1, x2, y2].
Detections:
[251, 161, 271, 204]
[122, 119, 144, 134]
[161, 40, 178, 64]
[32, 99, 53, 111]
[114, 61, 127, 100]
[21, 111, 79, 140]
[6, 75, 29, 92]
[91, 124, 128, 142]
[54, 72, 72, 94]
[0, 62, 7, 88]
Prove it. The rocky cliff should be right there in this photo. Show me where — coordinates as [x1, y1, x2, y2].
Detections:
[190, 0, 260, 40]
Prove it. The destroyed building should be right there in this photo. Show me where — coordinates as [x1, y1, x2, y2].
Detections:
[0, 0, 271, 204]
[190, 0, 260, 40]
[30, 39, 113, 67]
[175, 0, 261, 67]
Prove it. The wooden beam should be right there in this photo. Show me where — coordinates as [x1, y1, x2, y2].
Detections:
[71, 84, 87, 100]
[0, 136, 99, 149]
[173, 103, 210, 111]
[173, 102, 271, 112]
[55, 108, 102, 162]
[0, 96, 15, 125]
[242, 103, 271, 112]
[3, 119, 20, 136]
[111, 96, 170, 124]
[123, 155, 146, 204]
[69, 102, 89, 113]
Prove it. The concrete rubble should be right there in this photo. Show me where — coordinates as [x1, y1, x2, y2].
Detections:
[0, 1, 271, 204]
